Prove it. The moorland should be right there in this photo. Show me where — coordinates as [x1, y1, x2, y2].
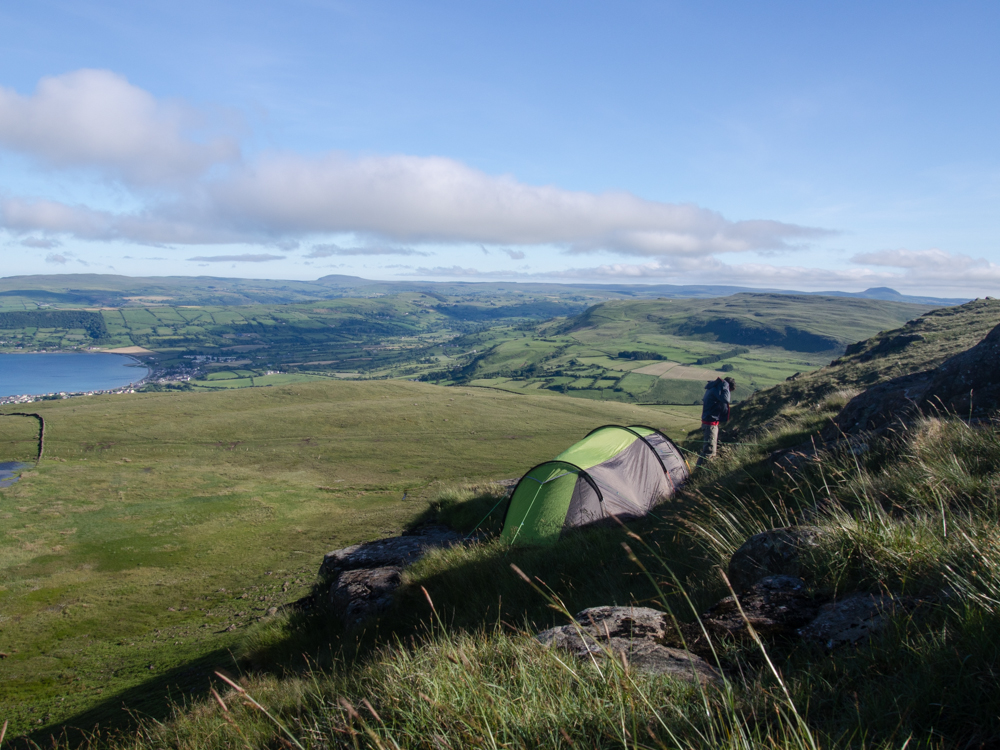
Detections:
[2, 273, 995, 748]
[0, 380, 700, 738]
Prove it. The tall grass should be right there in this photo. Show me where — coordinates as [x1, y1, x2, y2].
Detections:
[22, 413, 1000, 748]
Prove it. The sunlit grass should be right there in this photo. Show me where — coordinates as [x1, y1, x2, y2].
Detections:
[0, 379, 697, 738]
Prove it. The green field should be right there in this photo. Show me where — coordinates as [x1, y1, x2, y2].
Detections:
[412, 294, 936, 403]
[0, 280, 940, 408]
[0, 381, 698, 737]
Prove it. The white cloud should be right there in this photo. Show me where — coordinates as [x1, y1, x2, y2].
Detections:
[1, 198, 115, 238]
[851, 247, 998, 274]
[411, 265, 487, 277]
[0, 66, 829, 254]
[45, 252, 68, 264]
[186, 253, 285, 262]
[0, 70, 835, 268]
[203, 152, 827, 255]
[0, 155, 827, 253]
[0, 69, 239, 185]
[0, 197, 250, 244]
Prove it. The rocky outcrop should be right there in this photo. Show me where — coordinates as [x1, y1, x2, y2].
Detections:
[832, 321, 1000, 435]
[797, 592, 918, 650]
[728, 526, 822, 593]
[535, 606, 720, 683]
[532, 587, 914, 679]
[701, 575, 823, 640]
[321, 524, 462, 627]
[320, 524, 462, 577]
[689, 580, 917, 654]
[531, 521, 925, 678]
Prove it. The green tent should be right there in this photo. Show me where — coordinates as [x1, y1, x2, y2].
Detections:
[500, 425, 689, 545]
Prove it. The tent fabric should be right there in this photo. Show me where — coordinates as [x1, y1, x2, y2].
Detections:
[501, 425, 690, 545]
[628, 425, 689, 494]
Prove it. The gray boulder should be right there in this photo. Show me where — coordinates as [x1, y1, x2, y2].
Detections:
[728, 526, 822, 593]
[320, 524, 462, 577]
[535, 606, 719, 683]
[701, 575, 822, 640]
[331, 567, 404, 627]
[798, 593, 918, 649]
[321, 524, 462, 627]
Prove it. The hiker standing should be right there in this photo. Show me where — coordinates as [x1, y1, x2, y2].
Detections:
[698, 376, 735, 465]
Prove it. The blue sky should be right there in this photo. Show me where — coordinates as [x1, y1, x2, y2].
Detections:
[0, 0, 998, 294]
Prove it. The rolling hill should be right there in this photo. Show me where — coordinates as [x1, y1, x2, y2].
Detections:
[421, 293, 939, 405]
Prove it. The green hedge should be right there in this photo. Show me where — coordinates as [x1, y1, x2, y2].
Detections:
[0, 310, 109, 339]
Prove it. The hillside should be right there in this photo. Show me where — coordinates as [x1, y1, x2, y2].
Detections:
[561, 293, 936, 352]
[0, 292, 939, 408]
[730, 297, 1000, 434]
[422, 293, 937, 405]
[6, 297, 1000, 748]
[0, 381, 695, 739]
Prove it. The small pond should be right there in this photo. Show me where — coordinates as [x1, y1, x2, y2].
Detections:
[0, 461, 31, 488]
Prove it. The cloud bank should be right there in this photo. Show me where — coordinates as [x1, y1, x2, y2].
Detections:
[410, 248, 995, 295]
[305, 243, 428, 258]
[0, 70, 827, 257]
[1, 69, 989, 295]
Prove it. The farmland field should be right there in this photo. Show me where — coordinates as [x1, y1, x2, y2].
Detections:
[0, 279, 941, 407]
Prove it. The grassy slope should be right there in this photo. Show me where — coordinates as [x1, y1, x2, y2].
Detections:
[61, 298, 1000, 749]
[729, 297, 1000, 435]
[0, 381, 697, 739]
[562, 293, 935, 347]
[446, 294, 934, 403]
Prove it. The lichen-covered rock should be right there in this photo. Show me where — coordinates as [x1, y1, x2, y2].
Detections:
[330, 566, 404, 627]
[728, 526, 822, 593]
[701, 575, 823, 639]
[321, 524, 462, 627]
[320, 524, 462, 577]
[572, 605, 672, 640]
[535, 606, 719, 683]
[797, 593, 917, 649]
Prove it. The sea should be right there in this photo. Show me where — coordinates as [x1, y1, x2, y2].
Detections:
[0, 352, 150, 398]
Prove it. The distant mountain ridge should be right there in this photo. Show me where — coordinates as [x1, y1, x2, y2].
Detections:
[809, 286, 969, 306]
[0, 273, 971, 308]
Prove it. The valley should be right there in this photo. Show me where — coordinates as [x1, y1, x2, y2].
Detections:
[0, 277, 940, 405]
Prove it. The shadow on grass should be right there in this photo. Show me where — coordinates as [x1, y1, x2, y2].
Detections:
[14, 647, 237, 750]
[243, 505, 725, 683]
